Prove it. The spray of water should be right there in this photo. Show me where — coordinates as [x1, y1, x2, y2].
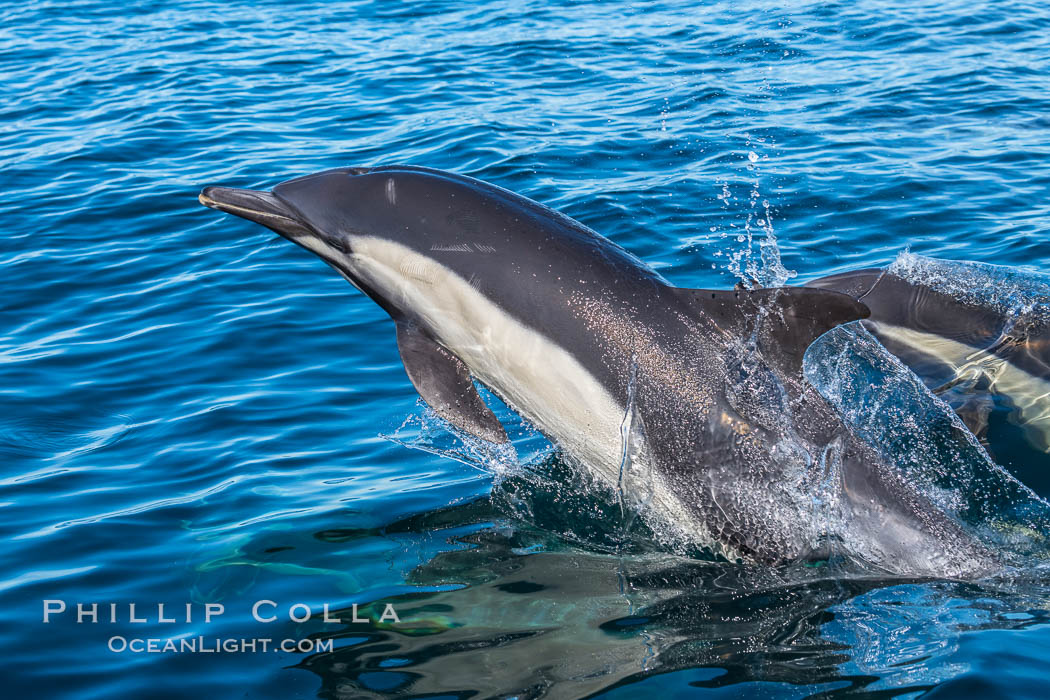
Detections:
[889, 252, 1050, 316]
[616, 355, 654, 524]
[805, 323, 1050, 564]
[718, 136, 797, 289]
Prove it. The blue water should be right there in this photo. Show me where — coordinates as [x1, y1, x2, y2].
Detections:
[3, 0, 1050, 697]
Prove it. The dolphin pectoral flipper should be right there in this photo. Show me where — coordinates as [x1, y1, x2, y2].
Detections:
[673, 287, 870, 373]
[395, 322, 509, 444]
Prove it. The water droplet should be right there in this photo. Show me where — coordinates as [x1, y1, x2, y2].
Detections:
[747, 151, 759, 163]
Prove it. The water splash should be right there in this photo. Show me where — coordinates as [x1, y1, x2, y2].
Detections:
[889, 253, 1050, 318]
[718, 136, 796, 289]
[380, 400, 524, 478]
[383, 398, 662, 556]
[805, 323, 1050, 563]
[616, 356, 654, 524]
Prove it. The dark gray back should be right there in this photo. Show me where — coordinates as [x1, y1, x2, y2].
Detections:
[273, 166, 676, 401]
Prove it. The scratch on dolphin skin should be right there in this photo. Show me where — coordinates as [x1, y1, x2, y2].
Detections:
[399, 258, 438, 285]
[430, 243, 473, 252]
[474, 243, 497, 253]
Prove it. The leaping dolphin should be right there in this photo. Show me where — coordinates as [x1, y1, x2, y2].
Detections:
[199, 166, 992, 577]
[808, 266, 1050, 454]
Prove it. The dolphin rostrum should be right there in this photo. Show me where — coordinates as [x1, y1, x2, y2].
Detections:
[200, 166, 992, 577]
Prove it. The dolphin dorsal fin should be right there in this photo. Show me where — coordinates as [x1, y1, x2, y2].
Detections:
[672, 286, 870, 375]
[395, 322, 508, 443]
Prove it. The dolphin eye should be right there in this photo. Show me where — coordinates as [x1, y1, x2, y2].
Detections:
[329, 237, 349, 254]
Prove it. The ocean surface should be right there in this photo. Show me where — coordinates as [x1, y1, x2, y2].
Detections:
[3, 0, 1050, 697]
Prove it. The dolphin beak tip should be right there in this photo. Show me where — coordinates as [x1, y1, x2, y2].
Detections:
[198, 187, 220, 209]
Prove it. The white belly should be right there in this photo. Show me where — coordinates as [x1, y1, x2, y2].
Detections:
[348, 236, 627, 480]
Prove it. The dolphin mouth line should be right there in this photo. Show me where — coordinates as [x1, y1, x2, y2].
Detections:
[198, 186, 313, 238]
[197, 192, 298, 226]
